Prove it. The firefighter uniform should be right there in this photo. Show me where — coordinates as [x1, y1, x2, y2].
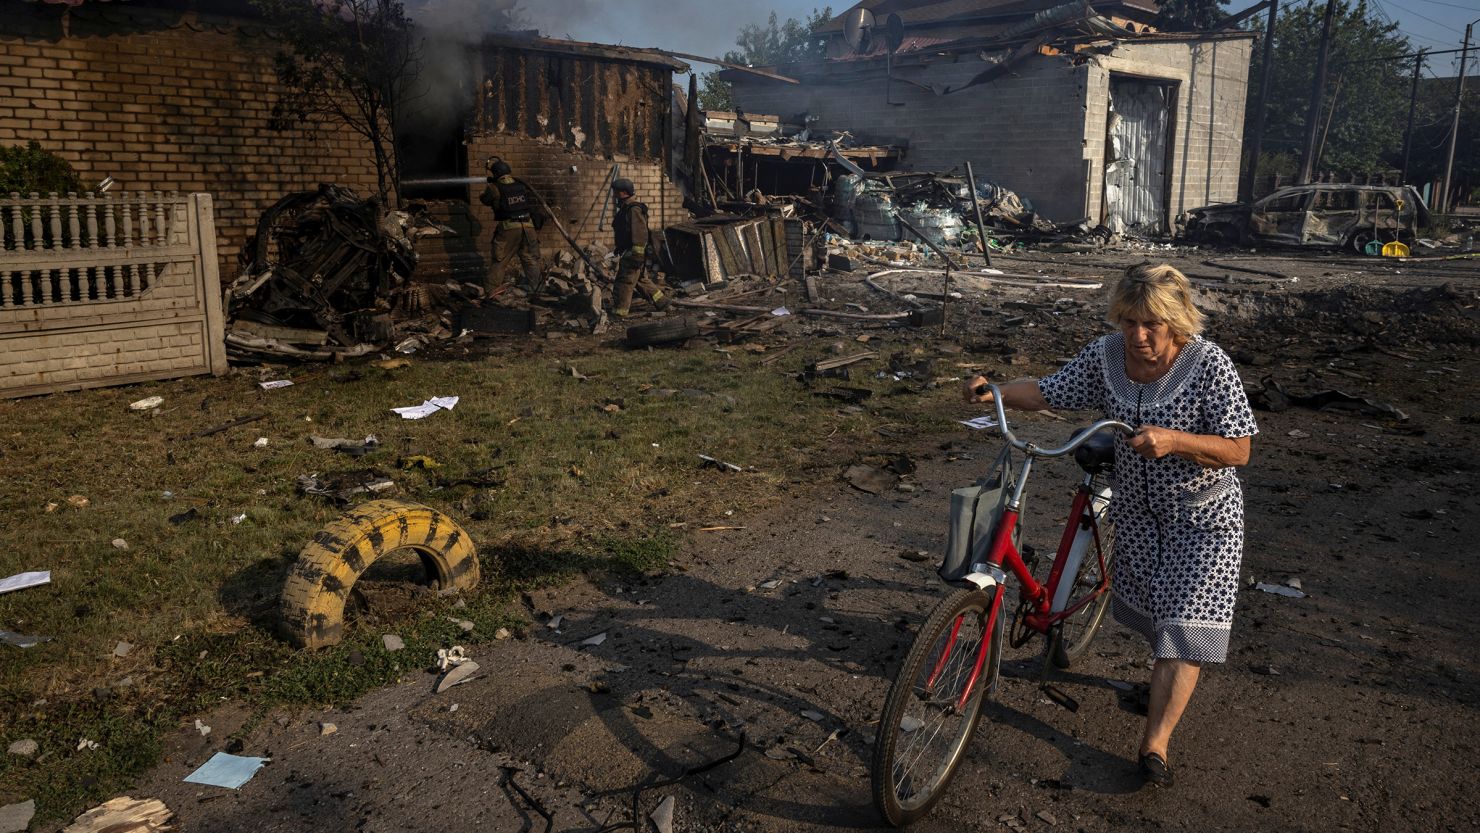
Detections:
[478, 163, 542, 295]
[610, 179, 667, 317]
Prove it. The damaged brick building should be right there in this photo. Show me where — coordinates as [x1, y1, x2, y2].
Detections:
[723, 0, 1255, 234]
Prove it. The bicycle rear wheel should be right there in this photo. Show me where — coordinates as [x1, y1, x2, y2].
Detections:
[1050, 519, 1115, 668]
[872, 587, 1002, 826]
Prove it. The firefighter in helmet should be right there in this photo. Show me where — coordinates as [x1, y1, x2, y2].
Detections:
[478, 157, 543, 296]
[609, 178, 668, 317]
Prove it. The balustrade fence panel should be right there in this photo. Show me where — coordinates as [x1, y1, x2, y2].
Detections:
[0, 192, 227, 397]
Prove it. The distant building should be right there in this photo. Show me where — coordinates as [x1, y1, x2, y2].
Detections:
[723, 0, 1256, 233]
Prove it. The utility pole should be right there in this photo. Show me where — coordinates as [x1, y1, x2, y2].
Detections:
[1401, 50, 1425, 184]
[1438, 22, 1475, 212]
[1298, 0, 1339, 184]
[1240, 0, 1279, 202]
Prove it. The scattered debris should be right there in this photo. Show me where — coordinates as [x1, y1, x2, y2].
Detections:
[494, 627, 512, 640]
[112, 538, 130, 550]
[0, 570, 50, 595]
[799, 710, 825, 722]
[183, 752, 269, 789]
[180, 413, 268, 440]
[252, 437, 269, 449]
[1250, 664, 1280, 676]
[898, 715, 924, 733]
[6, 739, 37, 759]
[844, 464, 898, 495]
[76, 738, 99, 752]
[129, 396, 164, 411]
[545, 615, 564, 630]
[225, 185, 454, 363]
[296, 470, 396, 504]
[1036, 809, 1059, 826]
[391, 395, 459, 420]
[319, 722, 337, 737]
[231, 513, 248, 525]
[67, 495, 90, 508]
[649, 795, 676, 833]
[435, 660, 481, 693]
[258, 380, 294, 391]
[382, 634, 405, 652]
[194, 719, 211, 736]
[1252, 377, 1408, 421]
[580, 632, 608, 648]
[1254, 582, 1307, 599]
[372, 358, 411, 370]
[959, 416, 999, 430]
[0, 800, 34, 833]
[310, 435, 380, 456]
[436, 646, 471, 670]
[698, 453, 743, 473]
[0, 631, 51, 649]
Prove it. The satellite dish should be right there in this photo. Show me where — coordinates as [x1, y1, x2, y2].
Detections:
[884, 13, 905, 54]
[842, 8, 876, 54]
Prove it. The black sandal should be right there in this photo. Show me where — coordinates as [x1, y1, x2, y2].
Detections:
[1139, 752, 1174, 788]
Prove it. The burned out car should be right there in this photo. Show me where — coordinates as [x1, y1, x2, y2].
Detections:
[1178, 184, 1429, 252]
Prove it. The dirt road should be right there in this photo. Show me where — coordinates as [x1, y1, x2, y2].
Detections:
[123, 254, 1479, 833]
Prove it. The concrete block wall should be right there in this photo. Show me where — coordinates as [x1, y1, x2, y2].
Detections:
[465, 133, 688, 257]
[0, 7, 379, 280]
[0, 315, 213, 396]
[1086, 38, 1253, 222]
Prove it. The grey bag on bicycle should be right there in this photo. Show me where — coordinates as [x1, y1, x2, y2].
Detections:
[939, 446, 1021, 583]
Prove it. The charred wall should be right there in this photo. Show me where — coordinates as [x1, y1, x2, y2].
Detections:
[472, 47, 671, 163]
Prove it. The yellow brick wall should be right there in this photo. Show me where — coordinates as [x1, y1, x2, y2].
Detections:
[0, 7, 380, 280]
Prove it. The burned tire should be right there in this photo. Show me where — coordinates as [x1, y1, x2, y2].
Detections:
[625, 317, 699, 348]
[281, 500, 480, 649]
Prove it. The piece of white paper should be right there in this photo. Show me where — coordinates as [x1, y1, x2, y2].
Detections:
[391, 396, 459, 420]
[771, 306, 791, 317]
[0, 571, 49, 596]
[183, 752, 270, 790]
[259, 380, 294, 390]
[958, 416, 999, 430]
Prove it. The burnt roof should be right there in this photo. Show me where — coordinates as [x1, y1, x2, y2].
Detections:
[476, 32, 688, 72]
[817, 0, 1161, 32]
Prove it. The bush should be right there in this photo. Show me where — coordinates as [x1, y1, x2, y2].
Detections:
[0, 140, 83, 196]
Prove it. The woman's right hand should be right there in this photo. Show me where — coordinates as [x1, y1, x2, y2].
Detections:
[964, 375, 994, 404]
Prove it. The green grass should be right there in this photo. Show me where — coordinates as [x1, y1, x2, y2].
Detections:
[0, 334, 966, 821]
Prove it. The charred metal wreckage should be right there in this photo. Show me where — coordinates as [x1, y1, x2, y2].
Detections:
[224, 185, 456, 362]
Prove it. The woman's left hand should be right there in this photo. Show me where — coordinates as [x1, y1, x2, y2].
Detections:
[1128, 425, 1181, 459]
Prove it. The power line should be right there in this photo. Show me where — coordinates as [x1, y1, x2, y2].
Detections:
[1380, 0, 1465, 31]
[1405, 0, 1480, 11]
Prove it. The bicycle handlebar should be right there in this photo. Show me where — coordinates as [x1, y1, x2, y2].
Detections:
[980, 383, 1134, 457]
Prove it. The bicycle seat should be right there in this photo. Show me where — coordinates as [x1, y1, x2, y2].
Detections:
[1072, 428, 1116, 475]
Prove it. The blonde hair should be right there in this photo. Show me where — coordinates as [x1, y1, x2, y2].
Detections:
[1108, 263, 1204, 345]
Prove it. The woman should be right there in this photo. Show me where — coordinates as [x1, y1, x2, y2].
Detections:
[965, 263, 1257, 788]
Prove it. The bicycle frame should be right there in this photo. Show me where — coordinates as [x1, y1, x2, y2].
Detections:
[942, 385, 1130, 709]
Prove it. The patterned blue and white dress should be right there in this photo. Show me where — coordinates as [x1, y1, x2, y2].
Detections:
[1037, 333, 1258, 664]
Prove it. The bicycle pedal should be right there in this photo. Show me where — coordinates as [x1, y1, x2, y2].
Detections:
[1041, 684, 1079, 713]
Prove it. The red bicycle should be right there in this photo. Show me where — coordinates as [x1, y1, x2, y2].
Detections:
[871, 384, 1133, 826]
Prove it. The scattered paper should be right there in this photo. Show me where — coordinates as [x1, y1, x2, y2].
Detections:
[183, 752, 269, 789]
[77, 738, 99, 752]
[391, 396, 459, 420]
[128, 396, 163, 411]
[231, 513, 247, 525]
[771, 306, 791, 317]
[194, 719, 211, 737]
[959, 416, 1000, 430]
[252, 437, 269, 449]
[259, 380, 294, 390]
[113, 641, 133, 658]
[382, 634, 404, 652]
[0, 571, 50, 596]
[580, 632, 608, 647]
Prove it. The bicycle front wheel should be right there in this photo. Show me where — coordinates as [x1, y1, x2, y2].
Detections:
[1051, 519, 1115, 668]
[872, 587, 1002, 827]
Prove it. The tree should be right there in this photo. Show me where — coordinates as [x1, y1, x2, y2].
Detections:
[1155, 0, 1230, 32]
[254, 0, 420, 203]
[0, 141, 82, 196]
[1245, 0, 1412, 176]
[698, 8, 832, 112]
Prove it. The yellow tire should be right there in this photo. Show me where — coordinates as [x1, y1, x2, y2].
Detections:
[281, 499, 480, 649]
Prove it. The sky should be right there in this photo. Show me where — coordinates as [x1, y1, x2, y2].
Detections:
[511, 0, 1480, 79]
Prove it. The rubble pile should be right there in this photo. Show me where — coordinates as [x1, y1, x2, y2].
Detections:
[224, 185, 462, 362]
